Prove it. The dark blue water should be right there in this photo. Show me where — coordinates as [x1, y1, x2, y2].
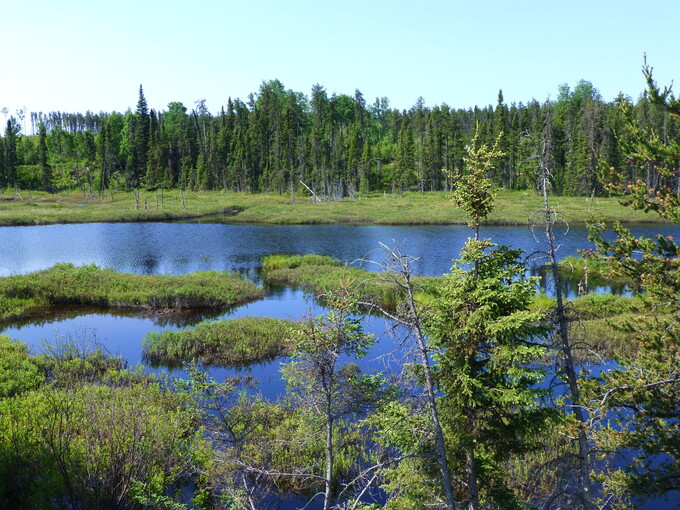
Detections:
[1, 222, 676, 368]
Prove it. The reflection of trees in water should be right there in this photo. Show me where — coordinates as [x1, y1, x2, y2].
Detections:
[529, 264, 630, 298]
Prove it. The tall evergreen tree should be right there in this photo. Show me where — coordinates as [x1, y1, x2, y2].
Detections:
[493, 90, 511, 188]
[133, 84, 150, 187]
[395, 121, 414, 193]
[38, 122, 52, 191]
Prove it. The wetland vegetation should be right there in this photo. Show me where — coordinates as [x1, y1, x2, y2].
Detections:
[142, 316, 292, 368]
[0, 188, 666, 226]
[0, 263, 263, 323]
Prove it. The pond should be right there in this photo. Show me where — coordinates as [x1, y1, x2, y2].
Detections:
[1, 221, 676, 509]
[0, 221, 651, 277]
[1, 221, 677, 397]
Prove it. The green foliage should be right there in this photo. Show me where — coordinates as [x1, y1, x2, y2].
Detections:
[426, 239, 557, 506]
[585, 62, 680, 505]
[142, 316, 292, 368]
[280, 289, 391, 508]
[0, 381, 204, 509]
[450, 127, 505, 233]
[36, 335, 129, 387]
[366, 400, 447, 509]
[0, 335, 44, 397]
[13, 76, 678, 200]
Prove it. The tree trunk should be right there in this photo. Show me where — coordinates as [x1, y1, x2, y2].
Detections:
[538, 110, 593, 508]
[324, 416, 334, 510]
[404, 271, 457, 510]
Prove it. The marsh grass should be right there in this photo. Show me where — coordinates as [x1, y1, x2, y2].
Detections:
[0, 264, 264, 323]
[531, 292, 667, 360]
[142, 316, 292, 368]
[0, 189, 665, 226]
[557, 256, 632, 290]
[261, 254, 439, 311]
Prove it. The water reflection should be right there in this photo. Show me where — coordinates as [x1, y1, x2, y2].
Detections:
[1, 222, 675, 509]
[529, 264, 631, 298]
[5, 222, 677, 277]
[0, 221, 674, 397]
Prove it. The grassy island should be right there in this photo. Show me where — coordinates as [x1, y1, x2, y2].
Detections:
[261, 253, 440, 311]
[142, 316, 292, 368]
[0, 264, 264, 323]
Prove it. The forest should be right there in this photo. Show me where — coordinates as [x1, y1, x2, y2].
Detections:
[0, 64, 679, 510]
[1, 76, 679, 200]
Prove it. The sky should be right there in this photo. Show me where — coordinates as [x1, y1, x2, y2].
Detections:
[2, 0, 679, 124]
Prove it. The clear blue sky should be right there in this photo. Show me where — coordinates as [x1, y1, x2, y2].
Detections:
[2, 0, 679, 119]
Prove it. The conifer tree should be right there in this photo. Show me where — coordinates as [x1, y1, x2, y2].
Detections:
[133, 85, 150, 186]
[587, 60, 680, 504]
[434, 129, 555, 509]
[395, 121, 414, 193]
[492, 90, 510, 187]
[3, 120, 18, 189]
[38, 122, 52, 191]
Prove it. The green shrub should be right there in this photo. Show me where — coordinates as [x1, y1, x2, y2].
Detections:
[0, 335, 44, 398]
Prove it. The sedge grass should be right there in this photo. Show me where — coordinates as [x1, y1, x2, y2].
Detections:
[142, 316, 292, 367]
[531, 292, 668, 360]
[558, 256, 632, 290]
[261, 254, 439, 311]
[0, 264, 264, 323]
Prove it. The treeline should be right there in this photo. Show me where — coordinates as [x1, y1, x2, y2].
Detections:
[1, 79, 679, 197]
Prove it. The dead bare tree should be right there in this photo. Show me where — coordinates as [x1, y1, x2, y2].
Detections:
[527, 103, 594, 509]
[359, 242, 458, 510]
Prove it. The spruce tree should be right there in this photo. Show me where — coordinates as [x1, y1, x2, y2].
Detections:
[434, 129, 556, 509]
[3, 120, 18, 189]
[134, 84, 150, 187]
